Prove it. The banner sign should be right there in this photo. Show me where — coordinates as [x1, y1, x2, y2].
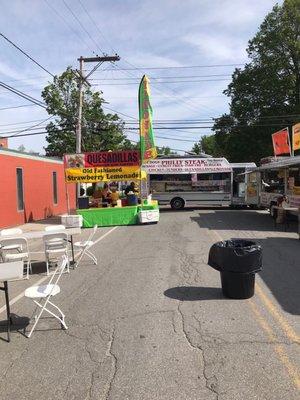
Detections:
[139, 75, 157, 163]
[272, 128, 291, 156]
[292, 123, 300, 152]
[64, 150, 140, 169]
[65, 166, 143, 183]
[143, 158, 232, 174]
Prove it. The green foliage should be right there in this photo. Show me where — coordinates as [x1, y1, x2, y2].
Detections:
[158, 146, 178, 155]
[211, 0, 300, 163]
[42, 67, 134, 157]
[191, 135, 221, 156]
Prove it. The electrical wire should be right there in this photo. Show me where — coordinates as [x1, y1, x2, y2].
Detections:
[0, 33, 54, 77]
[89, 63, 245, 72]
[62, 0, 104, 55]
[77, 0, 114, 54]
[0, 81, 46, 108]
[43, 0, 94, 53]
[0, 104, 38, 111]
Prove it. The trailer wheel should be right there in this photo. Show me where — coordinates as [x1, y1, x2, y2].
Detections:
[170, 197, 185, 210]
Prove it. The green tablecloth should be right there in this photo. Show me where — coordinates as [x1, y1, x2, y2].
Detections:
[77, 204, 158, 228]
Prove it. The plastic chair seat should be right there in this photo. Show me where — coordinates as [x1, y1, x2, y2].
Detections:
[5, 252, 29, 260]
[25, 284, 60, 298]
[74, 240, 94, 248]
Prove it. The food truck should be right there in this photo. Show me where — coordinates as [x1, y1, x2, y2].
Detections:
[143, 156, 233, 209]
[245, 155, 300, 215]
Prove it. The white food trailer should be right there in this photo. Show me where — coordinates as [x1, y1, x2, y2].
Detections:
[143, 156, 233, 209]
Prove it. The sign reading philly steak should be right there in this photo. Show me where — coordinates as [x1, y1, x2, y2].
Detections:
[143, 158, 232, 174]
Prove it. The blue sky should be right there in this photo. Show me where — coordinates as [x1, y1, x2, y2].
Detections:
[0, 0, 281, 154]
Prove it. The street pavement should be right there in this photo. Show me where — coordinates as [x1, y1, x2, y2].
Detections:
[0, 208, 299, 399]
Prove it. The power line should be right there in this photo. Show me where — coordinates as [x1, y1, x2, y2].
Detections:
[90, 74, 232, 81]
[6, 117, 53, 138]
[0, 32, 54, 77]
[0, 104, 38, 111]
[89, 63, 245, 72]
[77, 0, 114, 54]
[0, 81, 46, 108]
[43, 0, 94, 53]
[92, 78, 230, 86]
[62, 0, 104, 55]
[0, 118, 53, 128]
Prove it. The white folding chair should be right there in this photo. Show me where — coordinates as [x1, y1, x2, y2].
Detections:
[74, 225, 98, 267]
[25, 256, 68, 338]
[43, 232, 70, 275]
[0, 237, 31, 279]
[0, 228, 23, 257]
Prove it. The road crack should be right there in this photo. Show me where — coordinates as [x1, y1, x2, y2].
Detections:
[177, 302, 219, 399]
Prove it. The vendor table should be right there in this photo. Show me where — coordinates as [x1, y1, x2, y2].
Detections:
[77, 204, 159, 228]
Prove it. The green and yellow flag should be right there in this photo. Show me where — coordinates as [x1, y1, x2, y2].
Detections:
[139, 75, 157, 163]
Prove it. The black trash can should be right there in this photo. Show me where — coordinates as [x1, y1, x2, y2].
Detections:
[208, 239, 262, 299]
[78, 196, 89, 209]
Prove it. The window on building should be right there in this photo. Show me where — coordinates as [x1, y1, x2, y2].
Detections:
[53, 171, 58, 204]
[16, 168, 24, 211]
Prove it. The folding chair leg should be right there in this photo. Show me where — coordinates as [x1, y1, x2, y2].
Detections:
[86, 249, 97, 264]
[45, 259, 50, 276]
[27, 298, 67, 338]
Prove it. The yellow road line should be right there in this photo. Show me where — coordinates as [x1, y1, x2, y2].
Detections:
[249, 300, 300, 390]
[255, 283, 299, 344]
[205, 224, 300, 389]
[206, 227, 299, 344]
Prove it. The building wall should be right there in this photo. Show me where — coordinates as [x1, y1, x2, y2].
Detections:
[0, 150, 76, 228]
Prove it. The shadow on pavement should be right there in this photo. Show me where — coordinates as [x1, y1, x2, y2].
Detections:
[0, 314, 30, 342]
[191, 210, 300, 315]
[164, 286, 223, 301]
[160, 206, 231, 213]
[190, 209, 298, 234]
[256, 237, 300, 316]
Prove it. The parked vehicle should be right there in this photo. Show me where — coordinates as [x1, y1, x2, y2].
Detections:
[245, 156, 300, 215]
[143, 156, 233, 209]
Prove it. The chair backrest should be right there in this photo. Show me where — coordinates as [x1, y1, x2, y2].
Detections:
[86, 224, 98, 243]
[47, 256, 68, 289]
[45, 225, 66, 232]
[0, 261, 24, 281]
[43, 232, 68, 248]
[0, 237, 28, 251]
[0, 228, 23, 237]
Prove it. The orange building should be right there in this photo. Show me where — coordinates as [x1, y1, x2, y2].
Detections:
[0, 148, 76, 228]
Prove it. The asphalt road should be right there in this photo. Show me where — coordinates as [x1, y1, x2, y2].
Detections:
[0, 208, 299, 399]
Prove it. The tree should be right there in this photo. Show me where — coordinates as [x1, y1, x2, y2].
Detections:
[42, 67, 134, 157]
[158, 146, 178, 156]
[191, 134, 221, 156]
[212, 0, 300, 163]
[17, 144, 26, 153]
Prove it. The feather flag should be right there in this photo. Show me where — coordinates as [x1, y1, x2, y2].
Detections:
[139, 75, 157, 163]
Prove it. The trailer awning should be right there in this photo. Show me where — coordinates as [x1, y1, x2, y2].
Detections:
[254, 156, 300, 171]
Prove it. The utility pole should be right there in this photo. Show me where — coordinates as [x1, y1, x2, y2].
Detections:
[75, 54, 120, 203]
